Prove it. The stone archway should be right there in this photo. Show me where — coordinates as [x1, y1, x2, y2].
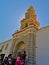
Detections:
[17, 41, 25, 53]
[13, 41, 25, 58]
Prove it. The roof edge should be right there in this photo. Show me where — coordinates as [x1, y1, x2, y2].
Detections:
[39, 25, 49, 31]
[0, 39, 12, 45]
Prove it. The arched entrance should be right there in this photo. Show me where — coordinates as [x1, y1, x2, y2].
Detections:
[17, 41, 25, 54]
[13, 41, 25, 58]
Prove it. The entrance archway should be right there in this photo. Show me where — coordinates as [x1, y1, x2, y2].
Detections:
[13, 41, 25, 58]
[17, 41, 25, 54]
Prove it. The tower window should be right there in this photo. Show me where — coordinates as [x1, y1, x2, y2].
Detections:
[25, 23, 28, 27]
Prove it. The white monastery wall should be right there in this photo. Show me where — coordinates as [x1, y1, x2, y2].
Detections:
[36, 26, 49, 65]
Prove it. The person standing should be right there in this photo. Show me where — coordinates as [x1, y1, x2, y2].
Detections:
[0, 55, 3, 65]
[15, 55, 20, 65]
[3, 57, 8, 65]
[7, 54, 12, 65]
[21, 51, 26, 65]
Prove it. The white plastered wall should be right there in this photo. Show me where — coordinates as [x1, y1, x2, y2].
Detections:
[36, 26, 49, 65]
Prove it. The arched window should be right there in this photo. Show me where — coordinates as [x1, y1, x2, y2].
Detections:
[25, 23, 28, 27]
[5, 44, 8, 50]
[0, 45, 4, 53]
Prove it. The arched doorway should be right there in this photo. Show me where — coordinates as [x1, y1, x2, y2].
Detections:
[17, 41, 25, 54]
[13, 41, 25, 58]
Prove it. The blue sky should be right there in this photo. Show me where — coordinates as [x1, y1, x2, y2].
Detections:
[0, 0, 49, 42]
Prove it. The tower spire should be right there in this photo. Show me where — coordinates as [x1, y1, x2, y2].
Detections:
[27, 6, 36, 15]
[25, 6, 36, 19]
[20, 6, 39, 30]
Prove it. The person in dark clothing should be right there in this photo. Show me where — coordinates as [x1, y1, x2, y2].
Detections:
[22, 51, 26, 60]
[1, 54, 5, 61]
[21, 51, 26, 65]
[7, 54, 12, 65]
[0, 55, 3, 65]
[3, 57, 8, 65]
[12, 58, 16, 65]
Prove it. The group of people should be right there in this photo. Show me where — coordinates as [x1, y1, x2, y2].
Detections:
[15, 51, 26, 65]
[0, 51, 27, 65]
[0, 54, 15, 65]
